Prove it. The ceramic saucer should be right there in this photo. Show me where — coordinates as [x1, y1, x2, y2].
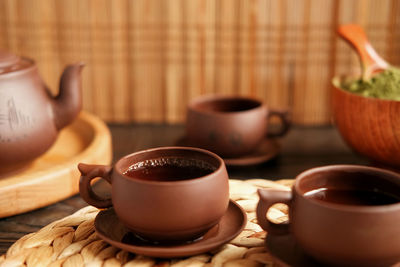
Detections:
[266, 234, 321, 267]
[175, 137, 281, 167]
[94, 200, 247, 258]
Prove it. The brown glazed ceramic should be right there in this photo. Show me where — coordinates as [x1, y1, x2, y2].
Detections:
[94, 200, 246, 258]
[0, 50, 84, 174]
[79, 146, 230, 243]
[257, 165, 400, 267]
[186, 95, 290, 158]
[332, 83, 400, 168]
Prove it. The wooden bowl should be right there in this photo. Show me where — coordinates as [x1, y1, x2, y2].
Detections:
[332, 79, 400, 168]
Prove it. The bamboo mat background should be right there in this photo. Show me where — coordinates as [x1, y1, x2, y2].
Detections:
[0, 0, 399, 124]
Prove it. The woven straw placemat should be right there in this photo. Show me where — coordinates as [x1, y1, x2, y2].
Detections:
[0, 179, 293, 267]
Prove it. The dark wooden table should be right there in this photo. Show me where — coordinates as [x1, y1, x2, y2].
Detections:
[0, 124, 367, 255]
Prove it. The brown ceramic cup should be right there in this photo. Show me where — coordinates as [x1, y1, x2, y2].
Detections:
[257, 165, 400, 267]
[79, 146, 229, 243]
[186, 95, 290, 158]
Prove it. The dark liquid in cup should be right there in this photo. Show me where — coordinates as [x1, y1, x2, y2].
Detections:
[123, 157, 216, 181]
[305, 188, 400, 206]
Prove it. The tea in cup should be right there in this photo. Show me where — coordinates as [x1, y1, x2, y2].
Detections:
[79, 146, 229, 243]
[257, 165, 400, 266]
[186, 95, 290, 158]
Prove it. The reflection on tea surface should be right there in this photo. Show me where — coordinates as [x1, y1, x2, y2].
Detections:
[123, 157, 216, 181]
[305, 188, 400, 206]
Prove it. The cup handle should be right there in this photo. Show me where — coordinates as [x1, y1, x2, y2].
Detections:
[256, 189, 292, 235]
[78, 163, 113, 209]
[266, 109, 291, 138]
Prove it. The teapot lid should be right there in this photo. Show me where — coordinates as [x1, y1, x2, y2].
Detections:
[0, 50, 33, 74]
[0, 50, 19, 68]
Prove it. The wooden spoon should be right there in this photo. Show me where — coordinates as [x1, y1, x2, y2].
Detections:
[338, 24, 389, 79]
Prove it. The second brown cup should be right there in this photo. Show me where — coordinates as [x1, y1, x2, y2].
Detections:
[79, 146, 229, 243]
[186, 95, 290, 158]
[257, 165, 400, 267]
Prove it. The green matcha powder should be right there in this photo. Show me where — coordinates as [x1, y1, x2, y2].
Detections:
[341, 68, 400, 101]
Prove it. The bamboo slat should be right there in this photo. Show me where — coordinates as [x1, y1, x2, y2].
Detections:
[215, 0, 240, 97]
[0, 0, 398, 124]
[165, 0, 185, 123]
[110, 0, 130, 122]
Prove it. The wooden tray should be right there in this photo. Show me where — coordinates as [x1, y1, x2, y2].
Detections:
[0, 111, 112, 218]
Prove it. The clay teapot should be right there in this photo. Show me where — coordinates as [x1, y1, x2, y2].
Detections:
[0, 50, 84, 174]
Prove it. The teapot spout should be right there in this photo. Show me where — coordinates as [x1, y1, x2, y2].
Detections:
[52, 62, 85, 130]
